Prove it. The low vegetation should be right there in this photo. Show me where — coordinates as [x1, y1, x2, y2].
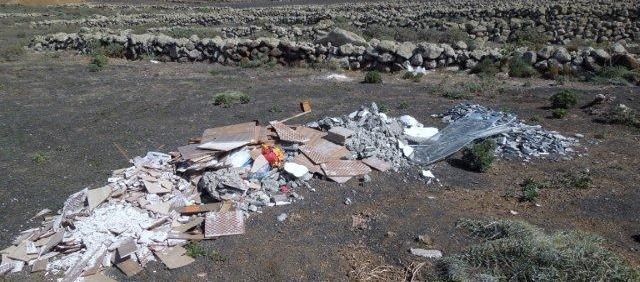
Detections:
[88, 54, 108, 72]
[510, 26, 552, 49]
[184, 242, 227, 262]
[213, 90, 251, 107]
[363, 70, 382, 84]
[0, 43, 25, 62]
[470, 58, 499, 78]
[550, 89, 578, 109]
[591, 66, 640, 85]
[461, 139, 496, 172]
[32, 151, 47, 164]
[508, 57, 536, 78]
[520, 178, 549, 202]
[598, 104, 640, 128]
[402, 71, 423, 82]
[438, 219, 640, 281]
[551, 108, 568, 119]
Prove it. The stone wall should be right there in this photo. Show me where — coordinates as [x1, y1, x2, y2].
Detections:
[30, 28, 640, 74]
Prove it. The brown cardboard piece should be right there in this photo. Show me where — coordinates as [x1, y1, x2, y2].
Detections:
[155, 246, 195, 269]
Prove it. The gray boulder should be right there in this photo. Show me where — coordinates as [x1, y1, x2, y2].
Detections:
[315, 28, 367, 47]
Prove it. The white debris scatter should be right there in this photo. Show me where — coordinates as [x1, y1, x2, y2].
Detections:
[324, 73, 352, 81]
[410, 248, 443, 259]
[2, 103, 578, 280]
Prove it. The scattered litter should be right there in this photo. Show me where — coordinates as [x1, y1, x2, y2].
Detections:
[510, 210, 519, 215]
[150, 60, 159, 64]
[1, 101, 577, 279]
[324, 73, 352, 81]
[410, 248, 442, 259]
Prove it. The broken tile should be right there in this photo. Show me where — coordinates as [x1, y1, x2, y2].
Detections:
[30, 259, 47, 273]
[87, 185, 113, 210]
[321, 160, 371, 177]
[198, 141, 248, 151]
[270, 121, 309, 143]
[328, 176, 352, 183]
[294, 127, 327, 145]
[144, 180, 170, 194]
[145, 202, 171, 215]
[326, 127, 354, 145]
[202, 122, 259, 145]
[362, 157, 391, 172]
[115, 258, 143, 277]
[6, 241, 38, 262]
[204, 211, 245, 238]
[155, 246, 195, 269]
[300, 139, 350, 164]
[292, 153, 322, 174]
[116, 239, 137, 259]
[250, 154, 269, 173]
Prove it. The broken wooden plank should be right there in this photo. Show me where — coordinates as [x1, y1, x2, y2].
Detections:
[167, 233, 205, 240]
[172, 217, 204, 233]
[178, 203, 221, 215]
[143, 180, 170, 194]
[116, 239, 137, 259]
[202, 122, 258, 144]
[177, 144, 214, 160]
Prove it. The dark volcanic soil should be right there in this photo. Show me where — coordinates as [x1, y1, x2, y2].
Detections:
[0, 52, 639, 281]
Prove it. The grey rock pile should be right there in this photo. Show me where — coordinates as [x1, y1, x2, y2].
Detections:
[441, 104, 578, 160]
[315, 103, 409, 168]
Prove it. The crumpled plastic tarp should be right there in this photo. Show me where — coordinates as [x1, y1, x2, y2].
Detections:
[410, 112, 517, 165]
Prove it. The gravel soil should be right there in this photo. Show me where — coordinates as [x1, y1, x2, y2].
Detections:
[1, 52, 639, 280]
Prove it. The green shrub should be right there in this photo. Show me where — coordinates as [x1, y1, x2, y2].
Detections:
[550, 89, 578, 109]
[461, 139, 496, 172]
[184, 242, 227, 262]
[402, 71, 423, 82]
[552, 108, 568, 119]
[442, 89, 470, 100]
[212, 90, 251, 107]
[520, 178, 548, 202]
[397, 101, 409, 110]
[560, 171, 592, 189]
[600, 104, 640, 128]
[509, 57, 537, 78]
[510, 26, 552, 49]
[364, 70, 382, 84]
[438, 219, 640, 281]
[32, 152, 47, 165]
[88, 54, 108, 72]
[592, 66, 640, 85]
[471, 58, 499, 78]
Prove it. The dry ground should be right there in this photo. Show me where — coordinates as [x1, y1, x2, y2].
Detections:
[0, 50, 638, 280]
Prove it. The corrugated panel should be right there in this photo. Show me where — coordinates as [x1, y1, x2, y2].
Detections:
[204, 211, 245, 238]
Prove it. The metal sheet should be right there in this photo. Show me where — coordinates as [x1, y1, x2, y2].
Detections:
[204, 211, 245, 238]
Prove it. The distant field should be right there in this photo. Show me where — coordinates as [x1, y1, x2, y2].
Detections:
[3, 0, 83, 5]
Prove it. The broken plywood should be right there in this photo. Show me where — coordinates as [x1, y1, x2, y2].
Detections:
[177, 144, 213, 160]
[291, 153, 322, 174]
[294, 127, 327, 145]
[178, 203, 221, 215]
[204, 211, 245, 238]
[202, 122, 259, 145]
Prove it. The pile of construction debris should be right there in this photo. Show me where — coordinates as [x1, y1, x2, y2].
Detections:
[0, 102, 577, 280]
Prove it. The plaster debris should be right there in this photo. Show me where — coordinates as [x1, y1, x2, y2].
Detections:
[2, 102, 577, 280]
[410, 248, 443, 259]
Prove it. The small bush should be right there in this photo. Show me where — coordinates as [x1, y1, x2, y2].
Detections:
[32, 152, 47, 164]
[471, 58, 499, 78]
[560, 171, 592, 189]
[509, 57, 537, 78]
[438, 219, 640, 281]
[402, 71, 423, 82]
[397, 101, 409, 110]
[184, 242, 227, 262]
[510, 26, 552, 49]
[88, 54, 108, 72]
[550, 89, 578, 109]
[461, 139, 496, 172]
[442, 89, 470, 100]
[212, 90, 251, 107]
[552, 108, 568, 119]
[377, 103, 389, 113]
[600, 104, 640, 128]
[592, 66, 640, 85]
[364, 70, 382, 84]
[520, 178, 548, 202]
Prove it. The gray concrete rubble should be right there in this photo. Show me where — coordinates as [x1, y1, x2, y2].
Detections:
[0, 103, 577, 280]
[440, 104, 579, 160]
